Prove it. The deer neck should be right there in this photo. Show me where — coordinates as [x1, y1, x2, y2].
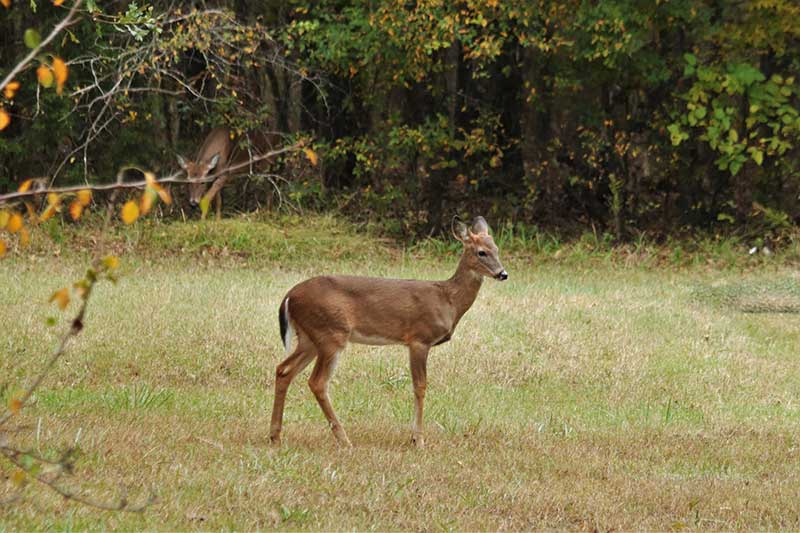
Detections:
[444, 253, 484, 320]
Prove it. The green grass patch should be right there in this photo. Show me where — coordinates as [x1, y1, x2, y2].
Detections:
[1, 217, 800, 529]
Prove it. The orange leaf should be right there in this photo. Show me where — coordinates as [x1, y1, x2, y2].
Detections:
[0, 239, 6, 257]
[7, 212, 23, 233]
[49, 287, 70, 310]
[52, 57, 68, 95]
[0, 0, 10, 10]
[39, 204, 57, 222]
[18, 179, 33, 193]
[11, 469, 26, 488]
[77, 189, 92, 206]
[4, 80, 20, 99]
[19, 227, 30, 247]
[157, 187, 172, 205]
[0, 108, 9, 131]
[121, 200, 139, 224]
[37, 65, 54, 88]
[53, 0, 65, 5]
[8, 396, 22, 414]
[69, 201, 83, 220]
[24, 201, 37, 222]
[304, 147, 319, 166]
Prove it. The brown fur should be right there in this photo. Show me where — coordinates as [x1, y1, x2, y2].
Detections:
[177, 127, 234, 217]
[269, 217, 507, 447]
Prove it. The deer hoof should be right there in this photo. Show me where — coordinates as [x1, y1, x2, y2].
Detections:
[412, 434, 425, 448]
[332, 427, 352, 447]
[269, 434, 282, 447]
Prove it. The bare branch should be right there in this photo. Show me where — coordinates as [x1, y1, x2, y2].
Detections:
[0, 143, 303, 204]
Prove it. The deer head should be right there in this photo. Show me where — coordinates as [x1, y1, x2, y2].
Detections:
[453, 216, 508, 280]
[177, 153, 220, 207]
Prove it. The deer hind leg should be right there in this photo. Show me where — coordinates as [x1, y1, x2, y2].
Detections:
[269, 331, 316, 445]
[409, 342, 430, 448]
[308, 337, 351, 447]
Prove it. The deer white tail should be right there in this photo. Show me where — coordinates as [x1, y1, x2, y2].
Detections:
[278, 296, 293, 354]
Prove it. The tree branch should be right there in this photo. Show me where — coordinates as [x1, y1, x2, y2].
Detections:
[0, 143, 303, 204]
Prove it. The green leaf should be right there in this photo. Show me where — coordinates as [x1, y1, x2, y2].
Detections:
[683, 53, 697, 66]
[23, 29, 42, 49]
[45, 316, 57, 327]
[694, 106, 707, 119]
[751, 149, 764, 166]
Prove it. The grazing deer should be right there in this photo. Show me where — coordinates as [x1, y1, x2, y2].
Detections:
[270, 216, 508, 448]
[177, 127, 233, 218]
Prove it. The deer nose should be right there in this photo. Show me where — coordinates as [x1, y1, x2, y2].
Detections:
[495, 270, 508, 281]
[189, 198, 199, 207]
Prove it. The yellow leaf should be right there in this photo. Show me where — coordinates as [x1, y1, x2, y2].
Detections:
[7, 212, 23, 233]
[8, 396, 22, 414]
[77, 189, 92, 206]
[199, 195, 210, 219]
[0, 239, 6, 257]
[39, 204, 56, 222]
[0, 210, 8, 228]
[303, 148, 319, 166]
[139, 188, 155, 215]
[0, 108, 9, 131]
[4, 80, 20, 99]
[69, 201, 83, 220]
[47, 192, 60, 206]
[144, 171, 156, 186]
[121, 200, 139, 224]
[52, 57, 68, 95]
[18, 179, 33, 193]
[11, 469, 26, 488]
[50, 287, 70, 310]
[19, 227, 30, 247]
[102, 255, 119, 270]
[37, 64, 54, 88]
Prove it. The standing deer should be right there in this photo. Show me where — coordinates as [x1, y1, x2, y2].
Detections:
[270, 216, 508, 448]
[177, 127, 233, 218]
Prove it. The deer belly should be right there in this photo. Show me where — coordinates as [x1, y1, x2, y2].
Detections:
[349, 330, 400, 346]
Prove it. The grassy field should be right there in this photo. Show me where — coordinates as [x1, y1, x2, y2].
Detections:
[2, 217, 800, 530]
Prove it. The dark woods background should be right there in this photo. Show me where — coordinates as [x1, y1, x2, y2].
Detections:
[1, 0, 799, 240]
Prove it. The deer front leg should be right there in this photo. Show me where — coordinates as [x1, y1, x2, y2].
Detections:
[409, 342, 430, 448]
[214, 187, 222, 219]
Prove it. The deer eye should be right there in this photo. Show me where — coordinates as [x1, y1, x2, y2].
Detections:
[477, 250, 487, 257]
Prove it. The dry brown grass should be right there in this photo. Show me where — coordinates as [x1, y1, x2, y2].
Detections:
[1, 222, 800, 530]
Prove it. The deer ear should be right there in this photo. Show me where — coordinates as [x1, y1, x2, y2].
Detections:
[176, 154, 188, 168]
[452, 219, 469, 242]
[208, 153, 220, 169]
[472, 216, 490, 235]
